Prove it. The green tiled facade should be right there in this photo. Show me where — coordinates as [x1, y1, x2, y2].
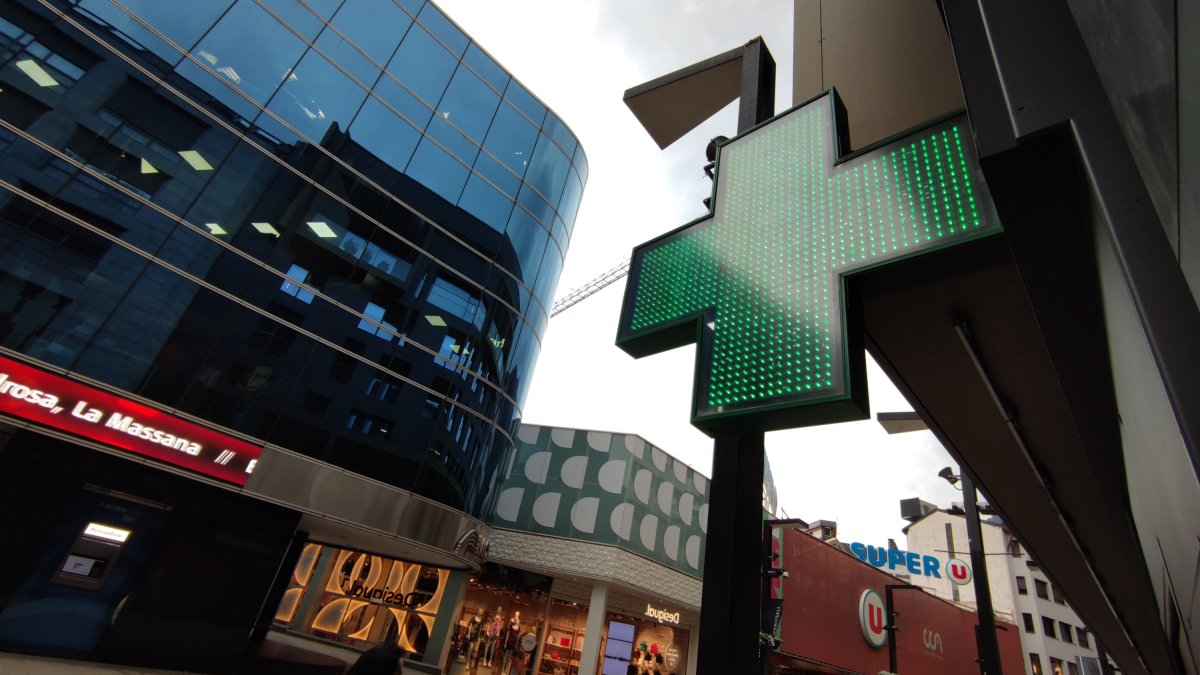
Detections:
[492, 425, 710, 576]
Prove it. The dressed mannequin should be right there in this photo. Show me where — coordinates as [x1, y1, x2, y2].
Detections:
[500, 612, 521, 674]
[467, 608, 485, 666]
[484, 606, 503, 666]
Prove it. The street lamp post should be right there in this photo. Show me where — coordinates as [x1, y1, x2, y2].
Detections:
[760, 518, 805, 675]
[940, 467, 1004, 675]
[885, 583, 921, 674]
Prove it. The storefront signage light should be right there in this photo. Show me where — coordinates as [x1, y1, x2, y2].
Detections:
[644, 603, 681, 625]
[0, 355, 263, 485]
[848, 542, 969, 580]
[616, 91, 1001, 433]
[858, 589, 887, 648]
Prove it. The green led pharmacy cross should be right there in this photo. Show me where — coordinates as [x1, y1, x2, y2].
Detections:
[616, 90, 1002, 434]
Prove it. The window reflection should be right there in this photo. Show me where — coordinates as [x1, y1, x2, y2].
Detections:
[406, 138, 468, 204]
[259, 0, 334, 40]
[427, 276, 483, 329]
[386, 25, 455, 108]
[481, 102, 536, 177]
[458, 174, 512, 232]
[178, 1, 307, 122]
[313, 26, 380, 87]
[75, 0, 233, 66]
[329, 0, 412, 65]
[0, 17, 88, 91]
[436, 66, 499, 144]
[348, 96, 421, 174]
[525, 133, 570, 205]
[503, 79, 545, 126]
[257, 49, 370, 144]
[416, 4, 467, 56]
[463, 43, 508, 94]
[504, 208, 549, 285]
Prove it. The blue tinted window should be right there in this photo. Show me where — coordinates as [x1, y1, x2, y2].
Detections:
[503, 80, 546, 126]
[552, 216, 569, 252]
[542, 112, 577, 157]
[358, 301, 396, 340]
[374, 75, 433, 130]
[437, 67, 500, 143]
[396, 0, 425, 15]
[428, 277, 483, 328]
[463, 44, 508, 93]
[78, 0, 232, 65]
[459, 175, 512, 232]
[407, 139, 468, 203]
[256, 48, 369, 144]
[558, 168, 583, 229]
[473, 152, 520, 198]
[281, 264, 315, 303]
[572, 145, 589, 185]
[314, 26, 381, 87]
[505, 208, 549, 283]
[349, 97, 421, 173]
[516, 185, 553, 226]
[387, 25, 456, 106]
[259, 0, 340, 39]
[482, 102, 536, 177]
[330, 0, 411, 64]
[509, 327, 541, 404]
[533, 240, 564, 302]
[416, 4, 468, 56]
[526, 133, 570, 205]
[179, 1, 306, 122]
[426, 115, 479, 165]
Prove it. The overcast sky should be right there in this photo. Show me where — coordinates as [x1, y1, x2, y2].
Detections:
[436, 0, 965, 546]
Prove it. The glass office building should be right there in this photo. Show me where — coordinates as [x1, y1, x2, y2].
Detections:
[0, 0, 584, 670]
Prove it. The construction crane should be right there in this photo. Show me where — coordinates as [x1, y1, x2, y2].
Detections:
[549, 258, 631, 317]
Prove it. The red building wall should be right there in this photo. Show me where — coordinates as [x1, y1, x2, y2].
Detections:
[777, 528, 1023, 674]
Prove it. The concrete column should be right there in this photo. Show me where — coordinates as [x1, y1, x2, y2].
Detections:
[577, 582, 609, 675]
[686, 622, 699, 675]
[423, 569, 468, 669]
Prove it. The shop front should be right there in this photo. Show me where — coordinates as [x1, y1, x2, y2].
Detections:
[446, 564, 554, 675]
[598, 607, 691, 675]
[273, 543, 450, 657]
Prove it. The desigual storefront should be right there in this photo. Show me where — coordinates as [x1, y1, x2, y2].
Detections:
[267, 424, 711, 675]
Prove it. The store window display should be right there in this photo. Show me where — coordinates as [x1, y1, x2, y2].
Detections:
[273, 544, 448, 658]
[540, 600, 587, 675]
[448, 565, 551, 675]
[603, 614, 688, 675]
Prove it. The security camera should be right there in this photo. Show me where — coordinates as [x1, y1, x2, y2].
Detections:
[781, 571, 790, 579]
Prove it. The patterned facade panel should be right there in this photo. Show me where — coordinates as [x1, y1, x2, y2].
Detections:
[491, 425, 709, 577]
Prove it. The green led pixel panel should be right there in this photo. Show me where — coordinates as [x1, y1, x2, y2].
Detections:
[616, 90, 1001, 434]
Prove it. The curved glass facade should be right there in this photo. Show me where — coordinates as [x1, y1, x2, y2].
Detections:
[0, 0, 585, 517]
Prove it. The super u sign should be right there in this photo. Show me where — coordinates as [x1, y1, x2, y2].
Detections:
[616, 90, 1002, 433]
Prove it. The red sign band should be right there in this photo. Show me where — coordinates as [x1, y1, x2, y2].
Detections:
[0, 355, 263, 485]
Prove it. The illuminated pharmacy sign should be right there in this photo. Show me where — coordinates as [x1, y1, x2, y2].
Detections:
[0, 355, 263, 484]
[616, 90, 1001, 433]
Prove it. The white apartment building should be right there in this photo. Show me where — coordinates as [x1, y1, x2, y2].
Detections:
[904, 508, 1108, 675]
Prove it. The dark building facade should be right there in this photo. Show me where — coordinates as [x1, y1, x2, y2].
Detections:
[791, 1, 1197, 674]
[0, 0, 584, 670]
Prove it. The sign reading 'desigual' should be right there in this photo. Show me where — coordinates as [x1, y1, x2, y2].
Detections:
[645, 603, 681, 625]
[850, 542, 972, 585]
[0, 355, 263, 485]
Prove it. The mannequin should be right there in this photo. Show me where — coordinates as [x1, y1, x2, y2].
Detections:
[467, 608, 485, 666]
[500, 611, 521, 674]
[484, 606, 503, 666]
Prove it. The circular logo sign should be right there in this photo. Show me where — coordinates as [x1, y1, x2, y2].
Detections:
[519, 632, 537, 652]
[947, 557, 973, 585]
[858, 589, 887, 648]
